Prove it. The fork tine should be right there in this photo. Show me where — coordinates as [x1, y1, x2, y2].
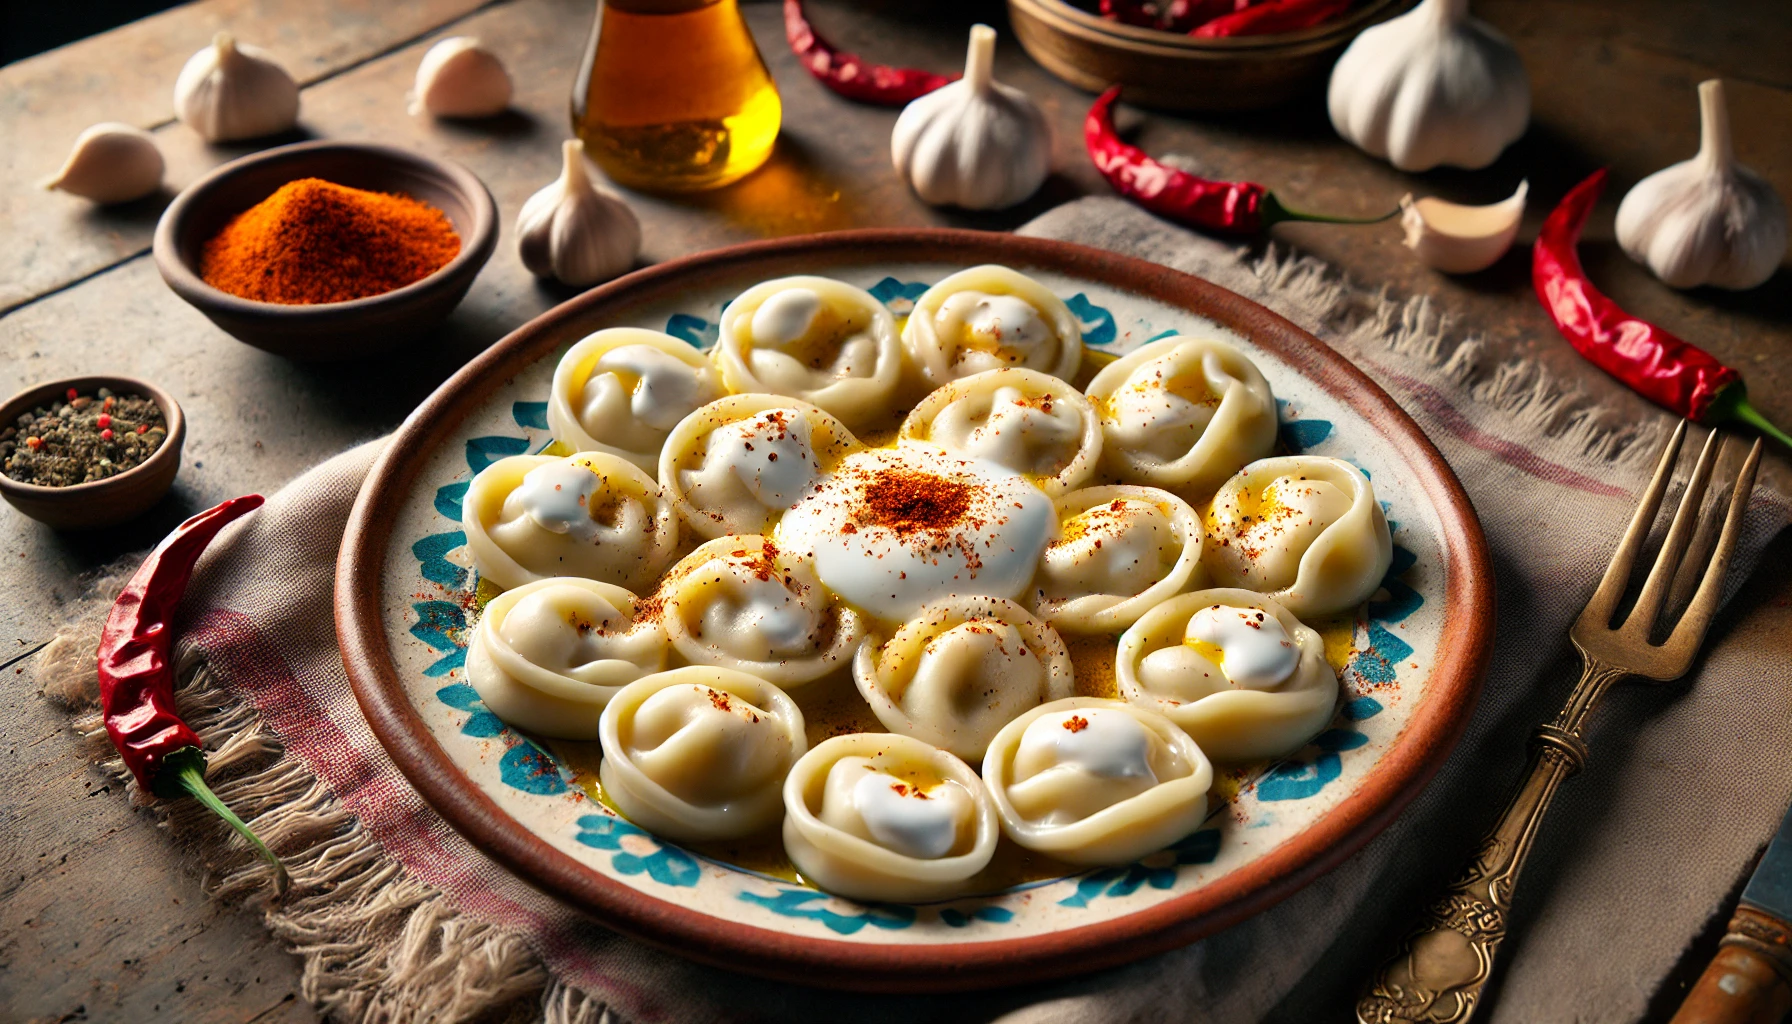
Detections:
[1579, 420, 1687, 631]
[1661, 437, 1763, 663]
[1666, 467, 1730, 614]
[1621, 428, 1722, 638]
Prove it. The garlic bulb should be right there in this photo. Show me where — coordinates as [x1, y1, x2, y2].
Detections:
[41, 123, 165, 203]
[410, 36, 512, 118]
[1327, 0, 1529, 172]
[1615, 80, 1787, 291]
[891, 25, 1050, 211]
[174, 32, 300, 142]
[1401, 180, 1527, 273]
[517, 141, 642, 287]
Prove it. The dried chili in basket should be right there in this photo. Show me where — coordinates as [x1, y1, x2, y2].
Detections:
[783, 0, 954, 106]
[1534, 169, 1791, 449]
[1099, 0, 1244, 33]
[1191, 0, 1352, 37]
[1085, 86, 1395, 235]
[98, 494, 289, 890]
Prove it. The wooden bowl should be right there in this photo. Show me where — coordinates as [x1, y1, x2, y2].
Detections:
[152, 141, 498, 361]
[1008, 0, 1409, 112]
[0, 375, 186, 531]
[336, 228, 1494, 991]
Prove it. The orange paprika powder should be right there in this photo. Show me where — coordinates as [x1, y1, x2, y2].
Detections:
[199, 177, 461, 304]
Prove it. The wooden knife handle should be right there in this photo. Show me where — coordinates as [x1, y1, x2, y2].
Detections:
[1670, 906, 1792, 1024]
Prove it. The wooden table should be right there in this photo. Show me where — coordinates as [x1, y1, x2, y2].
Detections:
[2, 1, 1787, 1020]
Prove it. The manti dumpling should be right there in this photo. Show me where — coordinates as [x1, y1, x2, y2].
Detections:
[599, 667, 806, 842]
[1116, 590, 1338, 762]
[898, 367, 1101, 496]
[902, 265, 1082, 388]
[660, 394, 861, 540]
[467, 577, 668, 740]
[1085, 335, 1278, 501]
[852, 595, 1073, 761]
[981, 697, 1211, 866]
[462, 452, 681, 593]
[1029, 485, 1205, 635]
[713, 276, 902, 428]
[547, 328, 724, 472]
[655, 535, 868, 688]
[1202, 455, 1392, 618]
[782, 733, 999, 902]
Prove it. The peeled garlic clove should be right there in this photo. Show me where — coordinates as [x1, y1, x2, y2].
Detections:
[1401, 179, 1527, 274]
[1615, 80, 1787, 291]
[41, 122, 165, 204]
[517, 140, 642, 287]
[174, 32, 300, 142]
[410, 36, 512, 118]
[891, 24, 1051, 211]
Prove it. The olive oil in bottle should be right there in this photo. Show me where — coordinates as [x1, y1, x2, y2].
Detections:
[571, 0, 782, 192]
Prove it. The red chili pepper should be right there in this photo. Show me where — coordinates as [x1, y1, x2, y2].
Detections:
[1085, 87, 1394, 235]
[1192, 0, 1352, 36]
[1534, 169, 1790, 448]
[99, 494, 288, 890]
[783, 0, 954, 106]
[1099, 0, 1246, 33]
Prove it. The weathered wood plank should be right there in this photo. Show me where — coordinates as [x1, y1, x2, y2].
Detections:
[0, 0, 496, 313]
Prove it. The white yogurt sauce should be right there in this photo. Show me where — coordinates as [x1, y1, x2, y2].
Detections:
[775, 445, 1054, 621]
[588, 344, 718, 432]
[751, 287, 823, 346]
[849, 770, 968, 860]
[1020, 708, 1157, 781]
[938, 292, 1049, 368]
[931, 385, 1081, 475]
[1106, 353, 1216, 459]
[694, 410, 819, 509]
[1186, 604, 1298, 689]
[515, 461, 603, 541]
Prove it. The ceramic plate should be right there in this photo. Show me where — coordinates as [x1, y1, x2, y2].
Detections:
[337, 230, 1492, 991]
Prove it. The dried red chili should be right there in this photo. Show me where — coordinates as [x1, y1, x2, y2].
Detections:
[1085, 87, 1394, 235]
[1534, 169, 1790, 448]
[99, 495, 289, 889]
[1192, 0, 1352, 37]
[783, 0, 954, 106]
[1099, 0, 1243, 33]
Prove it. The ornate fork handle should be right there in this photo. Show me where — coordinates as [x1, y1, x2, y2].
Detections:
[1357, 656, 1629, 1024]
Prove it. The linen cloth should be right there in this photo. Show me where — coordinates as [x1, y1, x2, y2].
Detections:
[48, 197, 1792, 1024]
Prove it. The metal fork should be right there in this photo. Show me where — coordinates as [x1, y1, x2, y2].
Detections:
[1357, 423, 1766, 1024]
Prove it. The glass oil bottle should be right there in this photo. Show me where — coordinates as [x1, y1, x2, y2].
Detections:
[571, 0, 782, 192]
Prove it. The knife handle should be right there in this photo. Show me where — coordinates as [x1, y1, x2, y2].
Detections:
[1670, 906, 1792, 1024]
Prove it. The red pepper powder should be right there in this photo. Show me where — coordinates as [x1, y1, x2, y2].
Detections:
[857, 471, 972, 532]
[199, 177, 461, 305]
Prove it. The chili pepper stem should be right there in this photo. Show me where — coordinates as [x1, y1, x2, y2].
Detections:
[1261, 193, 1401, 228]
[164, 751, 289, 894]
[1710, 385, 1792, 451]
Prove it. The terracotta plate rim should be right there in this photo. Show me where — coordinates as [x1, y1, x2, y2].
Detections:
[335, 228, 1494, 992]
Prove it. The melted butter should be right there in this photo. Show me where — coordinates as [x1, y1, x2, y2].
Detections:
[476, 577, 505, 609]
[1066, 635, 1119, 699]
[541, 439, 575, 458]
[797, 673, 885, 746]
[1311, 612, 1360, 674]
[1070, 347, 1115, 391]
[1163, 372, 1218, 407]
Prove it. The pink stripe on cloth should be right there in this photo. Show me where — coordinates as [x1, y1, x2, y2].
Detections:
[1368, 365, 1632, 498]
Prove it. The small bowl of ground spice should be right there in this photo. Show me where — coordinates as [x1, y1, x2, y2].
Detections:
[0, 375, 186, 530]
[153, 141, 497, 360]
